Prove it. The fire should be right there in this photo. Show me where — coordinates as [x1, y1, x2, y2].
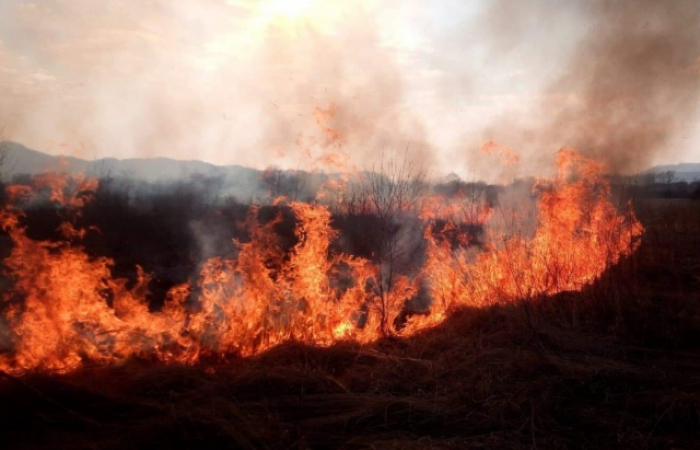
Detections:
[0, 150, 643, 374]
[404, 148, 644, 332]
[312, 103, 344, 149]
[481, 140, 521, 166]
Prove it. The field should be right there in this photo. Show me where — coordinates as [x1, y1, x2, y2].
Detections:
[0, 177, 699, 449]
[2, 0, 700, 447]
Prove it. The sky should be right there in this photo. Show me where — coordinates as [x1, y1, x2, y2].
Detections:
[0, 0, 699, 180]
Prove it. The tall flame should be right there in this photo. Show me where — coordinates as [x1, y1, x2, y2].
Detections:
[0, 150, 643, 374]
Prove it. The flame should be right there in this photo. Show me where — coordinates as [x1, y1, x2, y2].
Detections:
[481, 140, 521, 166]
[0, 150, 643, 374]
[312, 103, 344, 149]
[404, 148, 643, 332]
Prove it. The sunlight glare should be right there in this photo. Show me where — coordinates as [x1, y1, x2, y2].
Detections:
[260, 0, 318, 19]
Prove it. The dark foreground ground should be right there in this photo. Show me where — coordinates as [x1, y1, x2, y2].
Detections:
[1, 197, 699, 450]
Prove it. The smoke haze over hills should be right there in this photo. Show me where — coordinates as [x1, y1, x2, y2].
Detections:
[0, 0, 699, 181]
[3, 140, 699, 188]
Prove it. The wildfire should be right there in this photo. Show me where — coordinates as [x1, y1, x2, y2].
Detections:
[0, 150, 643, 374]
[481, 140, 521, 166]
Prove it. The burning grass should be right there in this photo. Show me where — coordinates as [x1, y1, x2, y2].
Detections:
[0, 150, 642, 373]
[0, 151, 698, 448]
[1, 296, 699, 449]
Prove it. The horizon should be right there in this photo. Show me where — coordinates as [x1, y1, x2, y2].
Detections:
[3, 139, 700, 185]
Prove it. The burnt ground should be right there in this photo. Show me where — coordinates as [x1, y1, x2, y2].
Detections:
[0, 197, 699, 449]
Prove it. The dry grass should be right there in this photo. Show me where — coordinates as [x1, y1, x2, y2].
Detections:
[1, 197, 699, 449]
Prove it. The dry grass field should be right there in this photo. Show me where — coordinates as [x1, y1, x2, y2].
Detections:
[0, 189, 698, 450]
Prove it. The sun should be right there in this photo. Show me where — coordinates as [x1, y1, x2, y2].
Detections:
[259, 0, 318, 20]
[249, 0, 344, 36]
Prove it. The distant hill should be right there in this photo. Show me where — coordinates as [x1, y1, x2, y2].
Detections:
[645, 162, 700, 182]
[2, 140, 698, 196]
[2, 142, 414, 203]
[0, 141, 260, 182]
[0, 141, 332, 201]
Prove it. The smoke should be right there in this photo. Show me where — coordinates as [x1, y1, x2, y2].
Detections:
[251, 6, 435, 172]
[0, 0, 434, 173]
[0, 0, 698, 179]
[475, 0, 700, 174]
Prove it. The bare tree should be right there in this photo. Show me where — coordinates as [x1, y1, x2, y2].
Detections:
[361, 149, 428, 336]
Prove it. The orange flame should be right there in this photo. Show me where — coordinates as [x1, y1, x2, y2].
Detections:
[481, 140, 521, 166]
[0, 150, 643, 374]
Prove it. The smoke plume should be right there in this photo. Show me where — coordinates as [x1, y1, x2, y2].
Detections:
[477, 0, 700, 174]
[0, 1, 698, 179]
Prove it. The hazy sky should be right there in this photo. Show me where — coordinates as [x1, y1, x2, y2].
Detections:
[1, 0, 699, 179]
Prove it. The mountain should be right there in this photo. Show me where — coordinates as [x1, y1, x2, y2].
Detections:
[0, 141, 280, 200]
[0, 141, 339, 201]
[0, 141, 259, 182]
[645, 162, 700, 182]
[3, 140, 698, 193]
